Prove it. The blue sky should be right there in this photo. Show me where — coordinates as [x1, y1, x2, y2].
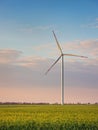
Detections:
[0, 0, 98, 103]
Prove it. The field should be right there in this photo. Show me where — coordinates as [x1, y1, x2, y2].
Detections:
[0, 104, 98, 130]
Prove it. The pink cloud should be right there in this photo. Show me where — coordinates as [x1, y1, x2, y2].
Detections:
[61, 39, 98, 59]
[0, 49, 22, 64]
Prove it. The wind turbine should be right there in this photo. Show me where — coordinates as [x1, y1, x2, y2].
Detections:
[45, 31, 88, 105]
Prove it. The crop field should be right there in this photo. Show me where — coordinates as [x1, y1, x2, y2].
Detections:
[0, 104, 98, 130]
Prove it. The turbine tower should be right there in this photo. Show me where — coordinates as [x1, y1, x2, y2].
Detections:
[45, 31, 88, 105]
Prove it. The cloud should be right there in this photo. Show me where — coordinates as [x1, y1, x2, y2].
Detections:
[19, 25, 53, 33]
[32, 38, 98, 65]
[96, 18, 98, 21]
[0, 48, 55, 70]
[82, 18, 98, 29]
[16, 56, 51, 72]
[63, 39, 98, 58]
[0, 50, 97, 89]
[0, 48, 98, 103]
[32, 43, 60, 58]
[0, 49, 22, 64]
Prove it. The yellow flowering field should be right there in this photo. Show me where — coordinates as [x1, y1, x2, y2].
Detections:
[0, 104, 98, 130]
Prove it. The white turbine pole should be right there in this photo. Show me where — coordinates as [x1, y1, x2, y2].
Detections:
[61, 54, 64, 105]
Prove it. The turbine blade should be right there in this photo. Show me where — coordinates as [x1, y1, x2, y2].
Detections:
[45, 55, 62, 75]
[52, 31, 63, 54]
[64, 54, 88, 58]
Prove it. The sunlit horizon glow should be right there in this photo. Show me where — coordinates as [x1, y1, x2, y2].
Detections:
[0, 0, 98, 103]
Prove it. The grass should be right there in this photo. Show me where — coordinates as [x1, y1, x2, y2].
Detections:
[0, 104, 98, 130]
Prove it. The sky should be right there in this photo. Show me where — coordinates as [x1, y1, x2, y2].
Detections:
[0, 0, 98, 104]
